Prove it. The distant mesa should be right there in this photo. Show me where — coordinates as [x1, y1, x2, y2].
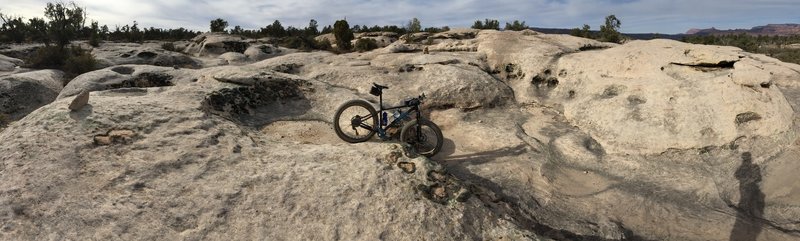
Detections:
[685, 24, 800, 36]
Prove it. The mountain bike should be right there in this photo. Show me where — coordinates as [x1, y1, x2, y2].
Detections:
[333, 83, 443, 157]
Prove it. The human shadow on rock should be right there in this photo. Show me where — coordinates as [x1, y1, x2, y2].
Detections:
[729, 152, 765, 241]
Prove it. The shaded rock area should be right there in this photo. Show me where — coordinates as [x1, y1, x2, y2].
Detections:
[2, 30, 800, 241]
[0, 70, 64, 121]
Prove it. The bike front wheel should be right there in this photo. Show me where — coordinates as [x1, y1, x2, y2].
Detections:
[333, 100, 378, 143]
[400, 119, 443, 157]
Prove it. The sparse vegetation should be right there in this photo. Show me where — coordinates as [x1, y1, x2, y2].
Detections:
[570, 24, 592, 38]
[504, 20, 528, 31]
[568, 15, 625, 43]
[423, 26, 449, 33]
[471, 19, 500, 30]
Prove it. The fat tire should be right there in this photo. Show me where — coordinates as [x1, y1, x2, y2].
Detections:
[333, 100, 378, 143]
[400, 119, 443, 157]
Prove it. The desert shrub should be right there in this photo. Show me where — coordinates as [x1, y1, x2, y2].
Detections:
[27, 45, 97, 81]
[27, 46, 67, 69]
[354, 38, 378, 52]
[281, 36, 315, 51]
[62, 46, 97, 79]
[315, 38, 332, 51]
[161, 42, 176, 51]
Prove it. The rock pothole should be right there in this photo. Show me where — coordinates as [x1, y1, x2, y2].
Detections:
[202, 77, 311, 124]
[111, 66, 135, 75]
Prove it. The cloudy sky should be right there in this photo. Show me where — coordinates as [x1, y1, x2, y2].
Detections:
[2, 0, 798, 34]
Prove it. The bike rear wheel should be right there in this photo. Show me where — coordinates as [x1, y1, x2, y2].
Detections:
[333, 100, 378, 143]
[400, 119, 443, 157]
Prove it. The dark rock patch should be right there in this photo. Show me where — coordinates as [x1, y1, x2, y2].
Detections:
[111, 66, 135, 75]
[735, 112, 762, 125]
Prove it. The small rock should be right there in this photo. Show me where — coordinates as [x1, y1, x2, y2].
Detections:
[94, 129, 136, 145]
[69, 90, 90, 111]
[397, 162, 416, 173]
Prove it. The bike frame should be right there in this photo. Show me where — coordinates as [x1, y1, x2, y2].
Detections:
[374, 92, 420, 139]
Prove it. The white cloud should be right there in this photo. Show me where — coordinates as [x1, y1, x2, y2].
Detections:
[1, 0, 798, 34]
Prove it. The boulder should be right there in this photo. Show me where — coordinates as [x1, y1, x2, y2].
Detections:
[184, 33, 251, 57]
[243, 44, 290, 61]
[91, 43, 199, 68]
[355, 32, 400, 47]
[0, 54, 23, 72]
[218, 52, 248, 65]
[0, 70, 64, 121]
[550, 39, 796, 154]
[475, 30, 616, 104]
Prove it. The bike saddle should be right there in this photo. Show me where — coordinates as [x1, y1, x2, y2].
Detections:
[373, 83, 389, 89]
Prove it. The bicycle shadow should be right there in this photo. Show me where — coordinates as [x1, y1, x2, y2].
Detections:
[729, 152, 765, 241]
[433, 141, 530, 203]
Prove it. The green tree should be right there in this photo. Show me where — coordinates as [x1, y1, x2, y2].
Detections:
[333, 19, 353, 51]
[0, 14, 27, 43]
[230, 25, 243, 35]
[44, 1, 85, 48]
[28, 17, 49, 44]
[305, 19, 319, 36]
[262, 20, 286, 37]
[88, 20, 99, 46]
[210, 18, 228, 32]
[599, 14, 622, 43]
[129, 21, 142, 43]
[407, 17, 421, 33]
[471, 20, 483, 29]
